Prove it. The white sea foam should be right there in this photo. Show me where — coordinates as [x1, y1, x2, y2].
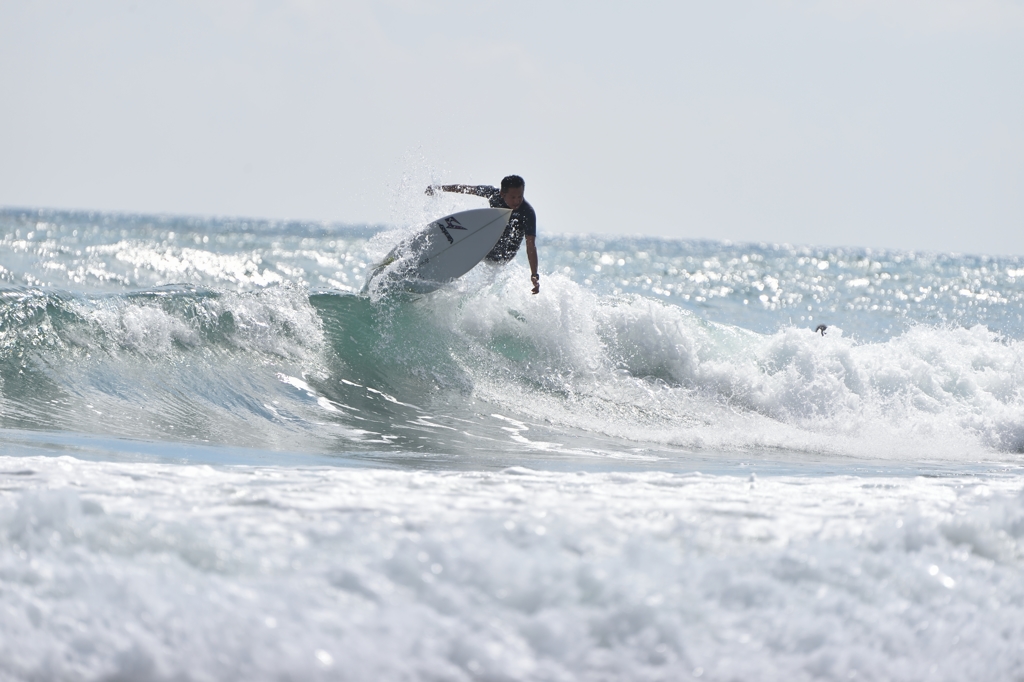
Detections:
[66, 286, 324, 362]
[1, 455, 1022, 681]
[433, 270, 1024, 458]
[209, 287, 326, 360]
[76, 301, 201, 356]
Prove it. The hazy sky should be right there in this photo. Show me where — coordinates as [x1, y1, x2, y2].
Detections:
[2, 0, 1022, 254]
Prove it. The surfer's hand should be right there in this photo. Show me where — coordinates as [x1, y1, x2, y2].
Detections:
[424, 185, 436, 196]
[531, 273, 540, 295]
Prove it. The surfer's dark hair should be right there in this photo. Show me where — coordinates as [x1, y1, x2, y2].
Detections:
[501, 175, 525, 192]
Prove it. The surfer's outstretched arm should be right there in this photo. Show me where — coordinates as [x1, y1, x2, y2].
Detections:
[425, 185, 497, 198]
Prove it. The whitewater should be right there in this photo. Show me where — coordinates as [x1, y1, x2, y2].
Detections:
[1, 205, 1023, 681]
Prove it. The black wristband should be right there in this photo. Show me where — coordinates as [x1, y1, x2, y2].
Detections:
[531, 273, 540, 280]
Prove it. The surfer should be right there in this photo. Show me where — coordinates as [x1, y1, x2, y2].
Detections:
[425, 175, 540, 294]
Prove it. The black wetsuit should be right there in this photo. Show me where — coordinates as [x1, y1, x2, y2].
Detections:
[458, 186, 536, 263]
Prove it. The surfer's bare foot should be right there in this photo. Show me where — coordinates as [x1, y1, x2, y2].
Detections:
[531, 274, 540, 294]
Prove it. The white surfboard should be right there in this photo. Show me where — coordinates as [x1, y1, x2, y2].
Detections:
[363, 208, 512, 295]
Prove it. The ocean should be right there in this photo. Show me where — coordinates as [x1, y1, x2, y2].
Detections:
[1, 206, 1022, 681]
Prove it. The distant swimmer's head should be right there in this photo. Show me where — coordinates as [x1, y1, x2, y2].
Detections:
[500, 175, 525, 210]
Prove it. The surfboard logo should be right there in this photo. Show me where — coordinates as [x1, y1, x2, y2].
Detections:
[436, 216, 467, 244]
